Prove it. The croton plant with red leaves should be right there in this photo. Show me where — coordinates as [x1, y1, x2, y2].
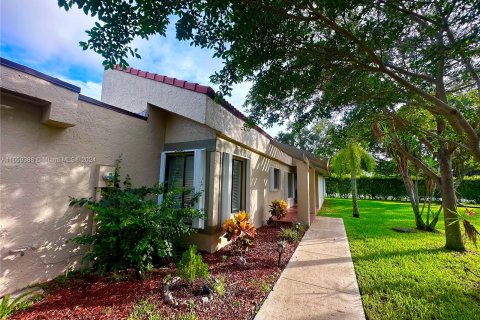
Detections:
[223, 211, 256, 255]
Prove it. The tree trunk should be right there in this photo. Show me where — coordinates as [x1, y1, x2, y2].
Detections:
[426, 207, 442, 232]
[438, 143, 465, 251]
[397, 156, 426, 230]
[433, 44, 465, 251]
[351, 172, 360, 218]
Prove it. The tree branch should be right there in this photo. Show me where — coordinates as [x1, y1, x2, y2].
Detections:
[384, 62, 436, 83]
[391, 134, 441, 183]
[435, 0, 480, 97]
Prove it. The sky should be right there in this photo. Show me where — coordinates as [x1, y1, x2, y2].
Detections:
[0, 0, 285, 136]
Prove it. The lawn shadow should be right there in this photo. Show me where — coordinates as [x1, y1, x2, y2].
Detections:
[354, 247, 446, 263]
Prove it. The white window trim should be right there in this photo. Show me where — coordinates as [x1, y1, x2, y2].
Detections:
[158, 148, 206, 229]
[221, 153, 251, 224]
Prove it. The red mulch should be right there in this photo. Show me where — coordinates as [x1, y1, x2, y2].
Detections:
[11, 223, 299, 320]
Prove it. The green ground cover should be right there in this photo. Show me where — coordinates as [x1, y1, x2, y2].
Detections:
[319, 198, 480, 320]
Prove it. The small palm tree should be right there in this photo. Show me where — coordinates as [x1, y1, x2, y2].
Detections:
[331, 142, 375, 217]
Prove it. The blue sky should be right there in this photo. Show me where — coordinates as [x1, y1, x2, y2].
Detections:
[1, 0, 285, 136]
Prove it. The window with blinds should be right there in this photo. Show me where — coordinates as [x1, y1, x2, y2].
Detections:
[231, 159, 244, 213]
[288, 172, 294, 198]
[165, 153, 195, 208]
[273, 168, 280, 190]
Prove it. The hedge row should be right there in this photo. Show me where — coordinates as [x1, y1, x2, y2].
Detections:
[326, 176, 480, 204]
[458, 177, 480, 204]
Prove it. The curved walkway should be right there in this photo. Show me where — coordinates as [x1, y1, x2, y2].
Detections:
[254, 217, 366, 320]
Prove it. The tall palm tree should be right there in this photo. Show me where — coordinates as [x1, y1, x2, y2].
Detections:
[331, 142, 376, 217]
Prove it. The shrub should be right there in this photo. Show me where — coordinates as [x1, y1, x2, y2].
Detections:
[250, 275, 275, 294]
[269, 199, 288, 221]
[69, 158, 202, 274]
[0, 292, 34, 320]
[176, 245, 209, 284]
[209, 276, 226, 297]
[223, 211, 256, 255]
[279, 227, 298, 243]
[326, 175, 480, 203]
[297, 223, 306, 238]
[176, 312, 197, 320]
[280, 224, 306, 243]
[458, 176, 480, 203]
[14, 294, 43, 312]
[127, 300, 160, 320]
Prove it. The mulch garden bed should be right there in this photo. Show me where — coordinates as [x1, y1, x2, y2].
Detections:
[11, 223, 300, 320]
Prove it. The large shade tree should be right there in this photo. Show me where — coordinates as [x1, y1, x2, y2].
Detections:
[344, 96, 477, 233]
[60, 0, 480, 251]
[373, 107, 444, 231]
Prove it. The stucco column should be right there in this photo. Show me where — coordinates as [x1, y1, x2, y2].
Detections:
[295, 160, 310, 226]
[207, 151, 221, 228]
[309, 168, 317, 215]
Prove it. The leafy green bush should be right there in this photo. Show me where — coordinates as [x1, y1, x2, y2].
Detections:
[209, 276, 226, 297]
[127, 299, 198, 320]
[127, 300, 161, 320]
[279, 224, 305, 243]
[279, 227, 297, 243]
[250, 275, 275, 294]
[326, 176, 480, 203]
[14, 294, 43, 312]
[69, 159, 202, 274]
[176, 245, 209, 284]
[0, 292, 34, 320]
[176, 312, 197, 320]
[458, 176, 480, 203]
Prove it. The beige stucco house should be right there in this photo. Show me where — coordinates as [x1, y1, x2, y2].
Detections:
[0, 57, 328, 295]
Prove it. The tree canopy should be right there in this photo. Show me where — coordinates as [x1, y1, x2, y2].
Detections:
[60, 0, 480, 250]
[276, 119, 339, 158]
[60, 0, 480, 161]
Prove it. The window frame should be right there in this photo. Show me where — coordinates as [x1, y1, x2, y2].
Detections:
[164, 151, 195, 208]
[287, 172, 294, 198]
[158, 148, 207, 229]
[271, 167, 281, 191]
[231, 157, 246, 213]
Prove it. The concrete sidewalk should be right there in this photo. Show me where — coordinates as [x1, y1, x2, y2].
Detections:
[254, 217, 366, 320]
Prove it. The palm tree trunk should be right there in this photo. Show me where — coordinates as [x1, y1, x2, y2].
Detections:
[351, 172, 360, 218]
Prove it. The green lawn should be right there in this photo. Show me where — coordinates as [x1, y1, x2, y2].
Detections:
[319, 198, 480, 320]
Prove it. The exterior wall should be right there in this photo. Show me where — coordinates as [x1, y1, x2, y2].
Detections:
[0, 92, 167, 295]
[1, 65, 78, 128]
[216, 137, 291, 229]
[295, 160, 310, 226]
[309, 167, 317, 215]
[0, 61, 328, 294]
[102, 69, 299, 252]
[102, 70, 208, 124]
[164, 113, 215, 144]
[205, 99, 293, 165]
[102, 69, 294, 168]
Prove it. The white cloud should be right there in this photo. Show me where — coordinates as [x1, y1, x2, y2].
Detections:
[57, 76, 102, 100]
[0, 1, 283, 135]
[1, 0, 103, 72]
